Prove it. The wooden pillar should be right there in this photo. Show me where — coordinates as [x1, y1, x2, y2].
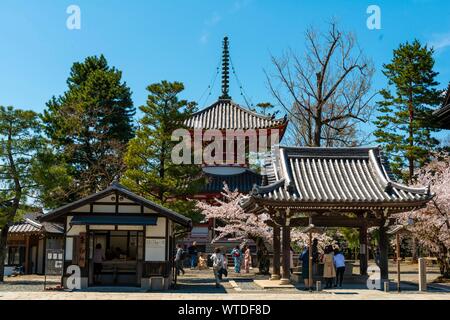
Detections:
[308, 231, 313, 289]
[271, 225, 281, 280]
[280, 223, 291, 284]
[24, 235, 30, 274]
[396, 233, 401, 292]
[359, 225, 368, 275]
[378, 223, 389, 280]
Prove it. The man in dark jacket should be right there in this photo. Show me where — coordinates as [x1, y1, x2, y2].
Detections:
[188, 241, 198, 269]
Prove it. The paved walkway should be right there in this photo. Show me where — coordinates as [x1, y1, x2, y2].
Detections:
[1, 261, 449, 300]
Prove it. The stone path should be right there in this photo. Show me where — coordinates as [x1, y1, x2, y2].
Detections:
[1, 261, 449, 300]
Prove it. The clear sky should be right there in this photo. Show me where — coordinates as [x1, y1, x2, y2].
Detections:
[1, 0, 449, 143]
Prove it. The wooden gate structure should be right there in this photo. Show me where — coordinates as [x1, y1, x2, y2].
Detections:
[241, 146, 432, 283]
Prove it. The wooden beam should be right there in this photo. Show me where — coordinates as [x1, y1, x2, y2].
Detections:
[289, 216, 381, 228]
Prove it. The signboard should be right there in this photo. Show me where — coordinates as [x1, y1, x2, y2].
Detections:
[145, 238, 166, 262]
[45, 249, 64, 276]
[78, 232, 86, 268]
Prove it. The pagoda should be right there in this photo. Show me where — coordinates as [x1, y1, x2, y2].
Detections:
[183, 37, 288, 249]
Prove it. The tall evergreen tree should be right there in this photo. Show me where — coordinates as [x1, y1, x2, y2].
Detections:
[41, 55, 135, 202]
[374, 40, 442, 183]
[121, 81, 205, 221]
[0, 106, 44, 281]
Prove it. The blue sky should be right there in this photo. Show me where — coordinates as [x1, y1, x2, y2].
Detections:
[1, 0, 449, 143]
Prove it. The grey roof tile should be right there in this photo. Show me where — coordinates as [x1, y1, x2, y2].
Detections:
[248, 146, 431, 209]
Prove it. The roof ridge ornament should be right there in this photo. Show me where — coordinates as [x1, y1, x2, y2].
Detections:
[219, 36, 231, 101]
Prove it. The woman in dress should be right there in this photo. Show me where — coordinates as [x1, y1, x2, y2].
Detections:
[243, 245, 252, 273]
[322, 245, 336, 289]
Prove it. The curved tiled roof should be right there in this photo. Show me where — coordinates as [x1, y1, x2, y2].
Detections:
[184, 99, 287, 130]
[39, 181, 192, 228]
[201, 169, 262, 194]
[244, 146, 431, 212]
[9, 219, 42, 234]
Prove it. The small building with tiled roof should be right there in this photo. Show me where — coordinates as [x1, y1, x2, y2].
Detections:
[244, 146, 431, 213]
[241, 145, 432, 284]
[39, 181, 191, 289]
[5, 213, 64, 275]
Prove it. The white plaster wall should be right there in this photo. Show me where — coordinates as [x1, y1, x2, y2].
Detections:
[145, 217, 166, 237]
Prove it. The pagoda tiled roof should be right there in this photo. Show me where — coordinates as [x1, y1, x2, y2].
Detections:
[184, 99, 287, 130]
[201, 169, 262, 194]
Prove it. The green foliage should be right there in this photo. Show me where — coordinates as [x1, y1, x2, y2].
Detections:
[0, 106, 43, 225]
[121, 81, 206, 221]
[339, 228, 359, 251]
[373, 40, 442, 182]
[41, 55, 135, 204]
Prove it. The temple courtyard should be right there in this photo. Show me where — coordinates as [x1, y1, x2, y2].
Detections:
[0, 260, 449, 300]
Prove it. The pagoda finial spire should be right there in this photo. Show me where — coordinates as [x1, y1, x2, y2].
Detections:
[220, 36, 231, 100]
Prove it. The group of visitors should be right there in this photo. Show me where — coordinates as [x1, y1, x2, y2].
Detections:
[174, 242, 253, 288]
[299, 240, 346, 290]
[230, 245, 252, 273]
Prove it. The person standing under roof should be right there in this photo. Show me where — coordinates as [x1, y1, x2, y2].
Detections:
[334, 248, 346, 287]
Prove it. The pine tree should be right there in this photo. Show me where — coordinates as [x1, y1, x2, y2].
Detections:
[0, 106, 44, 281]
[41, 55, 135, 202]
[374, 40, 442, 183]
[121, 81, 205, 221]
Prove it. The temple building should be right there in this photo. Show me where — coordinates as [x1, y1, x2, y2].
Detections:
[182, 37, 288, 249]
[40, 182, 191, 289]
[241, 145, 432, 283]
[5, 213, 63, 276]
[433, 84, 450, 129]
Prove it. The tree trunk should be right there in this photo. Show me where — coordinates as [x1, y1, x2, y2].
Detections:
[411, 237, 418, 263]
[0, 225, 9, 282]
[437, 245, 450, 279]
[408, 83, 415, 184]
[313, 117, 322, 147]
[255, 237, 270, 275]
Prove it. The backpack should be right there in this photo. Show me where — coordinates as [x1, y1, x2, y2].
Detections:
[232, 249, 241, 257]
[180, 249, 188, 260]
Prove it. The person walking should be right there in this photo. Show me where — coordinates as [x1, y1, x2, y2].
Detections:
[231, 245, 242, 273]
[175, 243, 185, 276]
[243, 245, 252, 273]
[188, 241, 198, 269]
[322, 245, 336, 289]
[333, 248, 346, 287]
[210, 248, 225, 288]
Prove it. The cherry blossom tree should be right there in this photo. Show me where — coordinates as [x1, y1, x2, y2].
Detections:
[291, 228, 335, 253]
[393, 154, 450, 278]
[195, 183, 272, 242]
[195, 183, 272, 273]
